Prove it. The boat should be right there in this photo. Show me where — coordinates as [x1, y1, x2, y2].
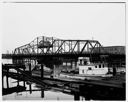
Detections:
[78, 57, 109, 76]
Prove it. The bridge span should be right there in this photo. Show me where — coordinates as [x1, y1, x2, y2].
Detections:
[2, 36, 125, 68]
[2, 36, 125, 57]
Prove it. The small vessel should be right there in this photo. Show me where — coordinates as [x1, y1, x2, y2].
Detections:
[78, 57, 109, 76]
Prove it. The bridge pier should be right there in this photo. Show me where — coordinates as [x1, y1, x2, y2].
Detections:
[74, 91, 80, 100]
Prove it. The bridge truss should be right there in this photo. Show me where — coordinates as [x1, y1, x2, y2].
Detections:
[14, 36, 106, 55]
[2, 36, 125, 68]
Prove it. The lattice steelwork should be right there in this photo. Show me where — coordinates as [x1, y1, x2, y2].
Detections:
[14, 36, 105, 55]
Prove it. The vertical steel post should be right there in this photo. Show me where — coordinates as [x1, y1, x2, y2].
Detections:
[43, 36, 44, 53]
[58, 41, 59, 53]
[29, 63, 31, 76]
[37, 37, 39, 54]
[78, 41, 80, 53]
[52, 37, 53, 54]
[29, 84, 32, 94]
[87, 43, 89, 52]
[61, 40, 62, 53]
[29, 61, 32, 94]
[17, 67, 19, 86]
[2, 70, 4, 89]
[69, 41, 70, 52]
[64, 41, 65, 52]
[41, 64, 44, 79]
[23, 66, 25, 87]
[71, 41, 72, 51]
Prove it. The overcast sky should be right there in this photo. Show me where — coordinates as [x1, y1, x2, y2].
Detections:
[2, 2, 125, 53]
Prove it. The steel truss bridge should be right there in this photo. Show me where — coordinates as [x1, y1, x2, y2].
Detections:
[14, 36, 124, 56]
[2, 36, 125, 66]
[14, 36, 105, 55]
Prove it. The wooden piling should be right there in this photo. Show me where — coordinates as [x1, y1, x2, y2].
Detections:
[41, 89, 44, 98]
[6, 68, 9, 89]
[29, 84, 32, 94]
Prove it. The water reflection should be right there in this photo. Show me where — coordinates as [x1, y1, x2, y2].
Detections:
[2, 77, 75, 100]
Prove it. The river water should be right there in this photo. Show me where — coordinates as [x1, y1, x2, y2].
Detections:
[3, 75, 77, 100]
[2, 59, 84, 100]
[3, 77, 74, 100]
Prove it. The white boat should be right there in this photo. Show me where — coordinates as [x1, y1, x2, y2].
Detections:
[78, 57, 109, 76]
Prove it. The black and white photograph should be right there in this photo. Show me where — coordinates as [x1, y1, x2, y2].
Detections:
[1, 0, 126, 101]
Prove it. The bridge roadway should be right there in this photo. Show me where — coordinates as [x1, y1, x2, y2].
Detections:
[2, 52, 125, 59]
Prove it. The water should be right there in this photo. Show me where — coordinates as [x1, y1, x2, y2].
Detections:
[2, 59, 125, 100]
[2, 59, 78, 100]
[3, 77, 75, 100]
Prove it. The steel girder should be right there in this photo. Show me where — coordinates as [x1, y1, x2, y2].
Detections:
[14, 36, 106, 55]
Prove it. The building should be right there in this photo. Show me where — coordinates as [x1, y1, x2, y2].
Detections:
[92, 46, 125, 54]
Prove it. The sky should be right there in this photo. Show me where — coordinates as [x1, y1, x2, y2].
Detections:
[2, 1, 125, 53]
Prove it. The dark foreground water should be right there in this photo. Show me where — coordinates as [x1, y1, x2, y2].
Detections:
[2, 59, 84, 100]
[2, 77, 78, 100]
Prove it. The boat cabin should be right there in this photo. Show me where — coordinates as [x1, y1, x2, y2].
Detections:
[78, 57, 108, 75]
